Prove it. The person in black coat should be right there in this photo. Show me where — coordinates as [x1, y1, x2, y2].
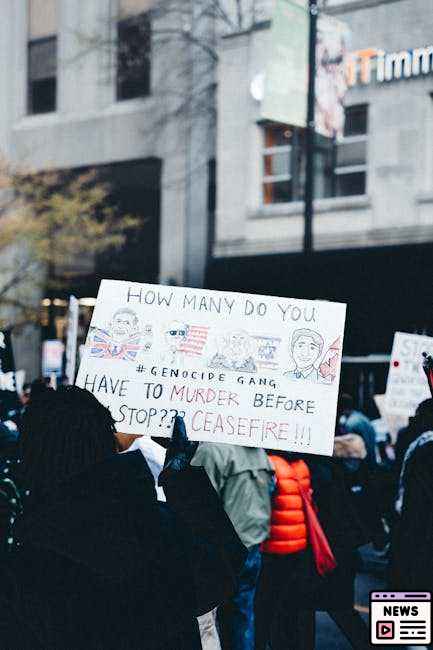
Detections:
[307, 456, 370, 650]
[0, 386, 246, 650]
[389, 430, 433, 591]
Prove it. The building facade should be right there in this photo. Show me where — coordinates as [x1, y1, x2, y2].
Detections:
[210, 0, 433, 362]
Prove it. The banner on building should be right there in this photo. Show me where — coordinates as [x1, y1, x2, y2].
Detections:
[76, 280, 347, 456]
[261, 1, 350, 139]
[65, 295, 80, 385]
[261, 0, 309, 128]
[315, 14, 350, 139]
[385, 332, 433, 419]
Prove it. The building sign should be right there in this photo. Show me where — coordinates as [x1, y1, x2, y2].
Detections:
[261, 2, 350, 137]
[348, 45, 433, 86]
[261, 0, 309, 128]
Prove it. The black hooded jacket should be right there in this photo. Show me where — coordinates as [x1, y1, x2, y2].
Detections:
[390, 438, 433, 591]
[0, 450, 246, 649]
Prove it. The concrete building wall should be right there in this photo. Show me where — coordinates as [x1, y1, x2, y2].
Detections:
[215, 0, 433, 258]
[0, 0, 219, 288]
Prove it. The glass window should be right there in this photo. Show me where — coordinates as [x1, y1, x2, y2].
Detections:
[117, 2, 152, 101]
[335, 171, 366, 197]
[344, 104, 368, 137]
[29, 0, 56, 40]
[28, 0, 57, 114]
[334, 105, 368, 197]
[119, 0, 155, 17]
[263, 125, 293, 204]
[262, 125, 333, 204]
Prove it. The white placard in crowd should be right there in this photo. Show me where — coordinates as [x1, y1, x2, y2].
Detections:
[385, 332, 433, 418]
[42, 340, 65, 378]
[76, 280, 347, 456]
[65, 295, 79, 385]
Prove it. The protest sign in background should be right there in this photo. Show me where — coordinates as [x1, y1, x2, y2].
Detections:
[65, 295, 79, 385]
[76, 280, 346, 456]
[385, 332, 433, 420]
[42, 340, 65, 378]
[374, 393, 406, 443]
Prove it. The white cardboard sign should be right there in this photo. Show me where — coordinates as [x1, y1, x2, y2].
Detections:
[76, 280, 347, 456]
[385, 332, 433, 418]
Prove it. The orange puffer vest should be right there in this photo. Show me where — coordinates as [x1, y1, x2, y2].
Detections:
[261, 455, 311, 555]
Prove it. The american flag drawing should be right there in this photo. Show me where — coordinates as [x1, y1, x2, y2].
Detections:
[254, 335, 282, 370]
[178, 325, 209, 357]
[319, 337, 341, 382]
[90, 330, 142, 362]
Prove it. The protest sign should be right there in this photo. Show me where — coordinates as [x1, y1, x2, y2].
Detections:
[385, 332, 433, 419]
[42, 340, 65, 378]
[373, 393, 406, 442]
[65, 295, 79, 385]
[76, 280, 346, 455]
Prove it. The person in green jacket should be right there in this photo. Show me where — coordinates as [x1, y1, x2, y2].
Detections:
[192, 443, 274, 650]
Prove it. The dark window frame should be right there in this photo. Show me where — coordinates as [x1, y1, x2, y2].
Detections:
[117, 11, 152, 102]
[27, 34, 57, 115]
[334, 104, 368, 198]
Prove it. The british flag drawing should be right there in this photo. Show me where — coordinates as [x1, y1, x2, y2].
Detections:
[90, 329, 142, 362]
[178, 325, 209, 357]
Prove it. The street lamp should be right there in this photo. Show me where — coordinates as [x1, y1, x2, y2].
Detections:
[303, 0, 318, 254]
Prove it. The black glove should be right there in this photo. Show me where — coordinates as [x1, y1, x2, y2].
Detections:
[158, 416, 198, 486]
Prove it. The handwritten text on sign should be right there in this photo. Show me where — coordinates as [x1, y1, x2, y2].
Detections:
[76, 281, 347, 455]
[385, 332, 433, 418]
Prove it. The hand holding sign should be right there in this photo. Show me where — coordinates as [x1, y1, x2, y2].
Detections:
[158, 416, 199, 486]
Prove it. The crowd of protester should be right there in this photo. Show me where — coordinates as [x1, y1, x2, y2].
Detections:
[0, 356, 431, 649]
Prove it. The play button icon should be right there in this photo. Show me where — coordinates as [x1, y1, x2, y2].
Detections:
[377, 621, 395, 639]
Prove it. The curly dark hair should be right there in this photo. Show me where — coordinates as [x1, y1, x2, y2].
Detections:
[20, 385, 117, 495]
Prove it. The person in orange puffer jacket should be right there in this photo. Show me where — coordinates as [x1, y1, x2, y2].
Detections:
[255, 453, 316, 650]
[255, 452, 371, 650]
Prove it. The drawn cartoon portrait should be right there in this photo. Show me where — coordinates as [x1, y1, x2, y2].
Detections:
[284, 329, 324, 383]
[209, 329, 257, 373]
[162, 321, 189, 366]
[89, 308, 147, 362]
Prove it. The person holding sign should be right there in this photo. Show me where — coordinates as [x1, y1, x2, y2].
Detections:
[0, 387, 246, 650]
[390, 357, 433, 593]
[191, 442, 274, 650]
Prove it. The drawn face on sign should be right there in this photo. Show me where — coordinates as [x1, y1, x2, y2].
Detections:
[291, 330, 324, 370]
[227, 330, 252, 361]
[110, 309, 139, 342]
[165, 321, 188, 350]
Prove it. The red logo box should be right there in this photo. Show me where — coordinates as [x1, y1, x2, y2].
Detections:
[376, 621, 395, 639]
